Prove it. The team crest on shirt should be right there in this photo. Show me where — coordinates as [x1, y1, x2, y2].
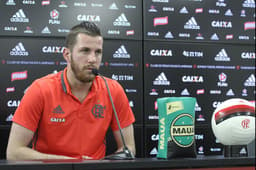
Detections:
[91, 103, 106, 118]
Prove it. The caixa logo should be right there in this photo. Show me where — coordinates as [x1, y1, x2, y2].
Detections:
[42, 46, 64, 53]
[7, 100, 20, 107]
[212, 101, 223, 108]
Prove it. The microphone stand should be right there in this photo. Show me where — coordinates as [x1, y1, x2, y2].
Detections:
[93, 69, 135, 160]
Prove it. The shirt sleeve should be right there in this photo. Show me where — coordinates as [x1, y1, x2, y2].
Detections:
[12, 80, 44, 132]
[109, 80, 135, 131]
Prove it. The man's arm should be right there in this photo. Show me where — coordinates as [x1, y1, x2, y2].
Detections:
[112, 124, 136, 156]
[6, 123, 74, 160]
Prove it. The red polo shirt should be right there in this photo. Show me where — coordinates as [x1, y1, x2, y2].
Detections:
[12, 68, 135, 159]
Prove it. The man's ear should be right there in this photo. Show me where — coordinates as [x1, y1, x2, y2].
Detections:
[63, 47, 71, 63]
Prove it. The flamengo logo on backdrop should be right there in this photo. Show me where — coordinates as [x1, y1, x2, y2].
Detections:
[153, 72, 170, 85]
[10, 42, 29, 56]
[153, 16, 168, 27]
[11, 70, 28, 81]
[244, 21, 255, 30]
[42, 46, 64, 53]
[113, 13, 130, 26]
[10, 9, 29, 23]
[214, 49, 230, 61]
[150, 49, 172, 56]
[113, 45, 130, 58]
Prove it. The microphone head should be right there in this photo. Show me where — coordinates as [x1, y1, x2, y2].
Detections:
[92, 68, 99, 76]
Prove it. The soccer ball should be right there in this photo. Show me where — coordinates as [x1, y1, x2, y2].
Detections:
[211, 98, 255, 145]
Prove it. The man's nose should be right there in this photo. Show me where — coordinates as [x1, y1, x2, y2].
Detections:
[87, 52, 97, 62]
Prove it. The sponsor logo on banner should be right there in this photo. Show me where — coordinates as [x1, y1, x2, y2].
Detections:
[6, 87, 15, 93]
[224, 9, 233, 16]
[125, 89, 137, 93]
[7, 100, 20, 107]
[241, 52, 255, 59]
[244, 74, 255, 86]
[211, 21, 232, 28]
[153, 72, 170, 85]
[113, 45, 130, 58]
[126, 30, 134, 35]
[74, 2, 86, 7]
[124, 5, 136, 9]
[59, 1, 68, 8]
[216, 0, 227, 7]
[11, 70, 28, 81]
[208, 9, 220, 14]
[150, 89, 159, 96]
[153, 16, 168, 27]
[111, 74, 133, 81]
[179, 6, 189, 14]
[165, 31, 174, 39]
[6, 0, 16, 5]
[225, 34, 233, 39]
[195, 8, 203, 13]
[77, 15, 100, 22]
[163, 89, 176, 94]
[41, 0, 50, 6]
[41, 26, 51, 34]
[152, 0, 169, 2]
[196, 89, 205, 95]
[10, 9, 29, 23]
[184, 17, 200, 29]
[163, 7, 174, 12]
[24, 26, 33, 34]
[6, 114, 13, 122]
[22, 0, 35, 5]
[109, 3, 118, 10]
[182, 76, 204, 83]
[210, 90, 222, 94]
[91, 3, 103, 7]
[242, 0, 255, 8]
[183, 50, 203, 57]
[49, 9, 60, 24]
[42, 46, 64, 53]
[107, 30, 120, 35]
[211, 33, 219, 40]
[113, 13, 131, 26]
[217, 72, 228, 87]
[214, 49, 230, 61]
[10, 42, 29, 56]
[238, 35, 250, 40]
[244, 21, 255, 30]
[4, 26, 17, 31]
[147, 32, 159, 36]
[150, 49, 172, 56]
[149, 5, 157, 12]
[226, 89, 235, 96]
[181, 88, 190, 96]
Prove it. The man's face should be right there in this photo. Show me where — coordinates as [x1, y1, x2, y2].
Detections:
[69, 33, 103, 83]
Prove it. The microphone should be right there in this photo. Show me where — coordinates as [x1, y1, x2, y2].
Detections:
[92, 69, 135, 160]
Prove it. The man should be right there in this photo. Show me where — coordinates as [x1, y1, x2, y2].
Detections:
[6, 21, 136, 160]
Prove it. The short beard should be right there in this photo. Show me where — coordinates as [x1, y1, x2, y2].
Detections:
[70, 55, 95, 83]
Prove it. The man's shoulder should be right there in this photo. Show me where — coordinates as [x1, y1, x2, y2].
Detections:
[33, 71, 62, 87]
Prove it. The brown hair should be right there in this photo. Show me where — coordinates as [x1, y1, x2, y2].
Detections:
[65, 21, 102, 51]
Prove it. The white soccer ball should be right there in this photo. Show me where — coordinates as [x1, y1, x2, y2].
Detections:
[211, 98, 255, 145]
